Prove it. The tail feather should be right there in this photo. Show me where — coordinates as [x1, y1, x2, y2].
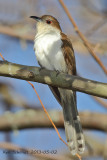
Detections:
[58, 88, 85, 155]
[74, 116, 85, 153]
[64, 121, 78, 155]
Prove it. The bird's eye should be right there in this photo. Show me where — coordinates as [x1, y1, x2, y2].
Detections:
[46, 20, 52, 24]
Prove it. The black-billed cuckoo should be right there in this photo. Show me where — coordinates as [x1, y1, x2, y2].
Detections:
[30, 15, 85, 155]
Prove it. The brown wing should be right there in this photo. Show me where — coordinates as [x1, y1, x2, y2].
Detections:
[50, 33, 76, 105]
[61, 33, 76, 75]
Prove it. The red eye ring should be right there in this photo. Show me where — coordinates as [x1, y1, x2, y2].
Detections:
[46, 20, 52, 24]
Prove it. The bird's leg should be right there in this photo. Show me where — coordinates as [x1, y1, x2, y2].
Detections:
[56, 70, 60, 77]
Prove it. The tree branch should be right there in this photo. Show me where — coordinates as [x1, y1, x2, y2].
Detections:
[0, 109, 107, 132]
[0, 25, 34, 41]
[58, 0, 107, 75]
[0, 61, 107, 98]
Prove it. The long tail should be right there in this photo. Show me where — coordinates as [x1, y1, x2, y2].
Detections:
[58, 88, 85, 155]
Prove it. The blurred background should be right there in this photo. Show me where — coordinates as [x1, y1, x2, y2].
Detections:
[0, 0, 107, 160]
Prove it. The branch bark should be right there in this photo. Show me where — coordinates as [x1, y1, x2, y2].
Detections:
[0, 109, 107, 132]
[0, 61, 107, 98]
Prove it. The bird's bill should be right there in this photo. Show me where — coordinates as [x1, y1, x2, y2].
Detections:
[30, 16, 41, 21]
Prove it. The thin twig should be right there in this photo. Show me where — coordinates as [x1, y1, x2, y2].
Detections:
[0, 25, 34, 41]
[58, 0, 107, 75]
[85, 17, 107, 37]
[93, 43, 101, 53]
[0, 53, 5, 61]
[92, 96, 107, 109]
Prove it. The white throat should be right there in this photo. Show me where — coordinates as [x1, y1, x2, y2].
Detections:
[34, 30, 66, 72]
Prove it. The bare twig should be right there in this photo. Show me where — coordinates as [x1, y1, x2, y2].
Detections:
[93, 43, 101, 53]
[0, 25, 34, 41]
[85, 17, 107, 37]
[0, 53, 5, 61]
[58, 0, 107, 75]
[92, 96, 107, 109]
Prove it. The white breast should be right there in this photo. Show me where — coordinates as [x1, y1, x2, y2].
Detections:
[34, 32, 66, 72]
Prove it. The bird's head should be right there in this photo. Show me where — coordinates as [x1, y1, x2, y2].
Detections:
[30, 15, 62, 35]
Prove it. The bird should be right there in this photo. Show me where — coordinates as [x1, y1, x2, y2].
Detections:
[30, 15, 85, 155]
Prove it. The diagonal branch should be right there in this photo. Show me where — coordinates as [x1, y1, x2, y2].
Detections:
[92, 96, 107, 109]
[0, 60, 107, 98]
[58, 0, 107, 75]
